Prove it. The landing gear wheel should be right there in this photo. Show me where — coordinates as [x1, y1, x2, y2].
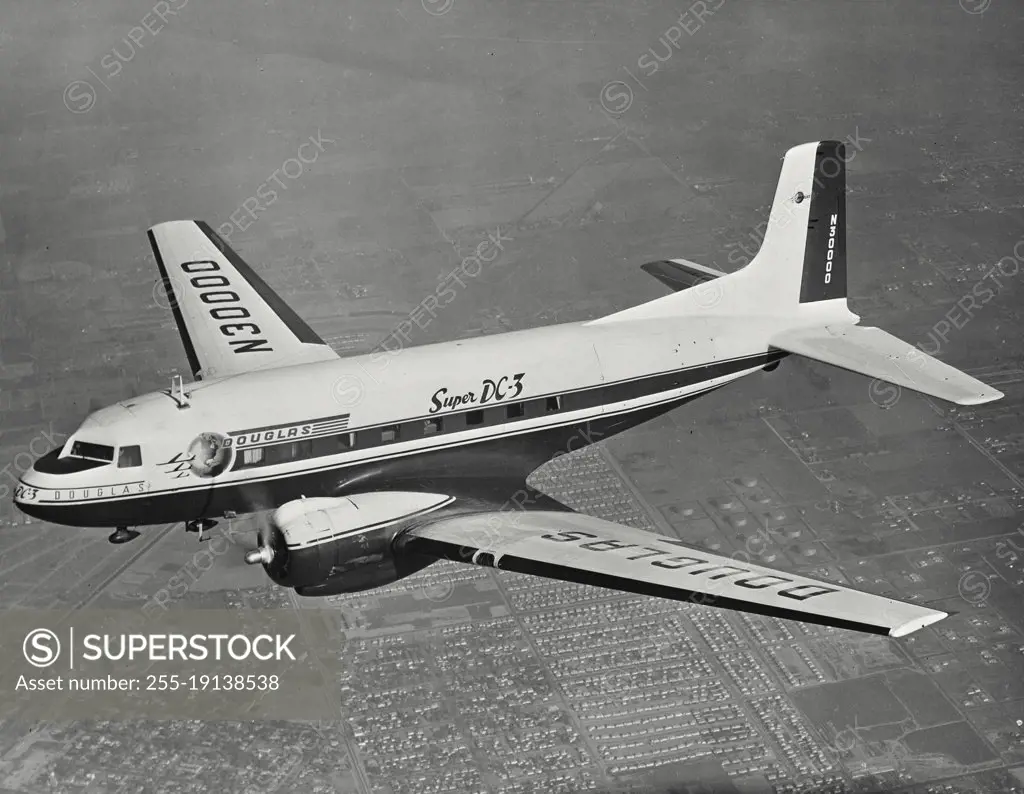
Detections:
[108, 527, 140, 544]
[185, 518, 218, 542]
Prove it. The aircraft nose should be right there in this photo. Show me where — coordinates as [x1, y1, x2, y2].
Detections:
[12, 461, 75, 526]
[10, 448, 62, 517]
[11, 472, 44, 518]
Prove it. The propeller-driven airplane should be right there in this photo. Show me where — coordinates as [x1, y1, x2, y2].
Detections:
[14, 141, 1002, 637]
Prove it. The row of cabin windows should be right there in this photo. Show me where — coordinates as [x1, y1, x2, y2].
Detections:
[232, 395, 564, 471]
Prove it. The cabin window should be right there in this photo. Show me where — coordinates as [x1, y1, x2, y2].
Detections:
[269, 440, 312, 464]
[381, 425, 400, 443]
[117, 445, 142, 468]
[70, 441, 115, 463]
[465, 410, 484, 426]
[243, 448, 264, 466]
[545, 396, 562, 412]
[423, 418, 442, 435]
[312, 433, 354, 456]
[264, 445, 289, 465]
[506, 403, 525, 419]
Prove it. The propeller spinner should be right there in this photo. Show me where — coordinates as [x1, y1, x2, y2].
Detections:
[245, 521, 274, 565]
[244, 545, 274, 565]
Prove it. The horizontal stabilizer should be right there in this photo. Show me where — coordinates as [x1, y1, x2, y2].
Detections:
[399, 509, 947, 637]
[641, 259, 725, 292]
[771, 325, 1003, 406]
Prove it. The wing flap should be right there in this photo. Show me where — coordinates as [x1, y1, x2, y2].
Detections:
[400, 510, 946, 637]
[148, 220, 338, 380]
[771, 324, 1002, 406]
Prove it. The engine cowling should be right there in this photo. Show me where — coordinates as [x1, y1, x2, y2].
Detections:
[245, 492, 455, 596]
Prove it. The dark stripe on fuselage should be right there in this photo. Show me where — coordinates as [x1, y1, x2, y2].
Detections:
[149, 229, 203, 380]
[196, 221, 331, 347]
[224, 350, 788, 467]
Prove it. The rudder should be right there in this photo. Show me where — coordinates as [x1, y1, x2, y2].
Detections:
[799, 140, 847, 303]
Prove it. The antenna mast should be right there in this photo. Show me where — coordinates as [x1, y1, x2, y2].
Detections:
[170, 373, 191, 409]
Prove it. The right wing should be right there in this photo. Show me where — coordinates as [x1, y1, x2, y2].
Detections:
[148, 220, 339, 380]
[399, 509, 946, 637]
[771, 324, 1003, 406]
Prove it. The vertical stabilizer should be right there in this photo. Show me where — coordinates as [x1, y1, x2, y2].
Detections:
[734, 139, 852, 315]
[591, 141, 858, 324]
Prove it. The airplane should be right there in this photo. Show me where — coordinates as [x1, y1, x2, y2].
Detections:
[14, 141, 1002, 638]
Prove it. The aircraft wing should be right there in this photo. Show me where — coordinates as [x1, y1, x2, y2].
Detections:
[398, 509, 946, 637]
[148, 220, 339, 380]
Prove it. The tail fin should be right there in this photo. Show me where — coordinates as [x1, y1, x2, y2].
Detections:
[592, 140, 859, 324]
[725, 139, 854, 320]
[590, 141, 1003, 407]
[757, 142, 1000, 406]
[753, 140, 848, 305]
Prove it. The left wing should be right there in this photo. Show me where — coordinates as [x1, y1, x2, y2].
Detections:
[148, 220, 338, 380]
[398, 510, 946, 637]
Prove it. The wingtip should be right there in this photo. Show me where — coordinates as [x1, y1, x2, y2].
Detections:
[955, 388, 1004, 406]
[889, 609, 948, 638]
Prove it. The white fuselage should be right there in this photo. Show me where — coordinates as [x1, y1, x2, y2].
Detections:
[15, 313, 783, 526]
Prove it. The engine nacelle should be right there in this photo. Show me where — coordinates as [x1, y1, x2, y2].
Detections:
[245, 492, 455, 595]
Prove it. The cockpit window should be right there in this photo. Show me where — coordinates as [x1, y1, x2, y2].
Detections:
[69, 441, 115, 463]
[117, 445, 142, 468]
